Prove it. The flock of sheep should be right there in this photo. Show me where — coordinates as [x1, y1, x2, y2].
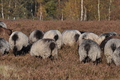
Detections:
[0, 21, 120, 66]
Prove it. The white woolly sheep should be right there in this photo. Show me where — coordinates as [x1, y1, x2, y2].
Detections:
[104, 38, 120, 65]
[30, 38, 58, 60]
[43, 30, 62, 49]
[62, 30, 83, 47]
[78, 32, 116, 47]
[99, 32, 117, 38]
[29, 30, 44, 43]
[99, 32, 117, 51]
[0, 21, 7, 28]
[78, 39, 102, 64]
[78, 32, 99, 44]
[9, 31, 30, 56]
[0, 38, 10, 55]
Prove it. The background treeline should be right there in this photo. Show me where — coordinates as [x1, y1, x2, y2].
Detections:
[0, 0, 120, 21]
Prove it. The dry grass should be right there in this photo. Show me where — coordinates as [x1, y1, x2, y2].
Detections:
[0, 19, 120, 80]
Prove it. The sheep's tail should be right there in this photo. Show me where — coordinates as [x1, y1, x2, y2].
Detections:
[49, 42, 56, 60]
[13, 46, 17, 56]
[12, 34, 18, 45]
[84, 43, 91, 63]
[84, 43, 90, 54]
[49, 42, 56, 52]
[74, 34, 80, 42]
[111, 43, 116, 52]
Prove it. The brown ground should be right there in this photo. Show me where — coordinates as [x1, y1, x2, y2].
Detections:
[0, 19, 120, 80]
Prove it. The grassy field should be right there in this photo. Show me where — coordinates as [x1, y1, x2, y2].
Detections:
[0, 19, 120, 80]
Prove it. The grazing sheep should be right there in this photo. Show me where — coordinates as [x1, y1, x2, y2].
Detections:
[0, 21, 7, 28]
[78, 32, 99, 44]
[0, 38, 10, 56]
[99, 32, 117, 38]
[9, 31, 30, 56]
[104, 38, 120, 65]
[78, 39, 102, 64]
[29, 30, 44, 43]
[99, 32, 117, 51]
[62, 30, 82, 47]
[30, 38, 58, 60]
[78, 32, 116, 47]
[43, 30, 62, 49]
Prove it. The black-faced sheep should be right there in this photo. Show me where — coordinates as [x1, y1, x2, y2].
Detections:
[62, 30, 82, 47]
[30, 38, 58, 60]
[99, 32, 117, 38]
[78, 32, 99, 44]
[43, 30, 62, 49]
[104, 38, 120, 65]
[99, 32, 117, 51]
[78, 39, 102, 64]
[9, 31, 30, 56]
[78, 32, 116, 47]
[0, 38, 10, 56]
[29, 30, 44, 44]
[0, 21, 7, 28]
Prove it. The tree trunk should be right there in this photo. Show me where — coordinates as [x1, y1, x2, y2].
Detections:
[8, 0, 11, 19]
[61, 10, 63, 21]
[80, 0, 83, 21]
[84, 6, 87, 21]
[39, 3, 43, 21]
[98, 0, 100, 21]
[1, 0, 4, 19]
[31, 3, 34, 20]
[108, 0, 112, 20]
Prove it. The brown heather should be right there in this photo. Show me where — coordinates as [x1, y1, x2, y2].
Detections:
[0, 19, 120, 80]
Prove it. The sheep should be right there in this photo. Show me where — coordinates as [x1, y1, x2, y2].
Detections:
[30, 38, 58, 60]
[9, 31, 30, 56]
[43, 30, 62, 49]
[104, 38, 120, 65]
[78, 32, 117, 49]
[0, 21, 7, 28]
[78, 32, 99, 45]
[78, 39, 102, 64]
[29, 30, 44, 44]
[99, 32, 117, 51]
[99, 32, 117, 38]
[62, 30, 83, 47]
[0, 38, 10, 56]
